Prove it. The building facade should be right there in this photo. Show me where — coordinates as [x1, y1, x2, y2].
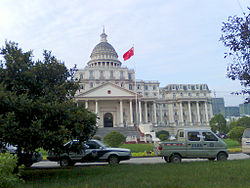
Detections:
[74, 31, 212, 135]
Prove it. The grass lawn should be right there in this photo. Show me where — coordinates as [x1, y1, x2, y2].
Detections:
[19, 160, 250, 188]
[223, 139, 241, 148]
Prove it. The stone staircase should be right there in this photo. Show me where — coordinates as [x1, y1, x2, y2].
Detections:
[95, 127, 141, 139]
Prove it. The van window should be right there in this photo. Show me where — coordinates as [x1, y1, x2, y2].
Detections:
[188, 132, 200, 141]
[202, 132, 218, 141]
[243, 129, 250, 138]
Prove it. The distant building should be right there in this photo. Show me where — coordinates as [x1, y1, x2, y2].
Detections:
[239, 103, 250, 116]
[225, 106, 240, 118]
[211, 98, 225, 116]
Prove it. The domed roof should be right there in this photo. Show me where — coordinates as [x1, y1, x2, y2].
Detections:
[90, 31, 118, 59]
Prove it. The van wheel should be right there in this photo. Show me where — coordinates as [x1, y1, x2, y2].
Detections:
[217, 152, 227, 161]
[208, 157, 216, 161]
[108, 155, 119, 165]
[170, 154, 181, 163]
[60, 158, 70, 167]
[164, 156, 170, 163]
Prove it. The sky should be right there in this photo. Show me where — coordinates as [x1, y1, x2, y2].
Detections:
[0, 0, 249, 106]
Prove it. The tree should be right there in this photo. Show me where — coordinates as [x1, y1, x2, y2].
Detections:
[228, 126, 246, 144]
[220, 8, 250, 102]
[103, 131, 126, 147]
[0, 41, 97, 164]
[209, 114, 228, 134]
[229, 116, 250, 130]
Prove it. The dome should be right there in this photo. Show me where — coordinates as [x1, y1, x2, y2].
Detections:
[88, 30, 121, 67]
[91, 42, 118, 59]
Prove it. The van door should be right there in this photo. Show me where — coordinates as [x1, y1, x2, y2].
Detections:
[201, 131, 219, 157]
[186, 131, 205, 157]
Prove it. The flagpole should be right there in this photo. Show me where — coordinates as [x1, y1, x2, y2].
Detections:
[123, 45, 138, 127]
[132, 45, 138, 127]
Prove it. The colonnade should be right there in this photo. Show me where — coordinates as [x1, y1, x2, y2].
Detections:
[83, 99, 212, 127]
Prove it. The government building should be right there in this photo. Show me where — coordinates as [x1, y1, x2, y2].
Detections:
[74, 30, 212, 142]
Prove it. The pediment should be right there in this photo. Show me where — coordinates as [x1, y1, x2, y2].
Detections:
[75, 82, 137, 99]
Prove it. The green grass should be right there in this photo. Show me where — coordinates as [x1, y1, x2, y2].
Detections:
[223, 139, 241, 148]
[19, 160, 250, 188]
[120, 143, 154, 153]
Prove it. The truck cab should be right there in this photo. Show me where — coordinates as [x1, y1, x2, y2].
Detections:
[154, 128, 229, 163]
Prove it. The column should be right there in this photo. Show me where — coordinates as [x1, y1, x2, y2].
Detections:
[95, 100, 98, 114]
[129, 100, 133, 126]
[144, 101, 148, 123]
[120, 100, 123, 126]
[85, 100, 88, 109]
[209, 103, 213, 119]
[168, 103, 175, 126]
[205, 102, 209, 123]
[188, 101, 193, 125]
[179, 102, 184, 126]
[159, 104, 163, 124]
[138, 100, 142, 124]
[153, 102, 157, 124]
[196, 101, 200, 124]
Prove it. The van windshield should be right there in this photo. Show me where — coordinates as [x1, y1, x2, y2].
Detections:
[243, 129, 250, 138]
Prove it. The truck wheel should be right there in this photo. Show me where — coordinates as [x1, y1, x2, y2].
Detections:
[170, 154, 181, 163]
[217, 152, 227, 161]
[164, 156, 170, 163]
[108, 155, 119, 165]
[60, 158, 70, 167]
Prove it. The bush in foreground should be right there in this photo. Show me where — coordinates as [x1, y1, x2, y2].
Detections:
[0, 153, 23, 188]
[103, 131, 125, 147]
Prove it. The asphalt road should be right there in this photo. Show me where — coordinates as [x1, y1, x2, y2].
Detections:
[31, 153, 250, 168]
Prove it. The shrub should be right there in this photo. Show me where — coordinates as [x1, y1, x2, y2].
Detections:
[0, 152, 23, 188]
[158, 134, 168, 141]
[156, 130, 169, 138]
[103, 131, 126, 147]
[228, 126, 246, 144]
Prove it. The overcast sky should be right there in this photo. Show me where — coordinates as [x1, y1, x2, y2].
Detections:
[0, 0, 249, 106]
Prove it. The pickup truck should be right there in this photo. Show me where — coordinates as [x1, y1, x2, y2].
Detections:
[154, 128, 229, 163]
[47, 139, 131, 167]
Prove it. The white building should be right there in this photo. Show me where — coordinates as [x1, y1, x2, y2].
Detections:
[74, 31, 212, 139]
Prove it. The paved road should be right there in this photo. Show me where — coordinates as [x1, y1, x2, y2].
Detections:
[32, 153, 250, 168]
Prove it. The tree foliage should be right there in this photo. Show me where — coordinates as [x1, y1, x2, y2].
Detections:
[229, 116, 250, 130]
[0, 41, 97, 163]
[220, 8, 250, 102]
[228, 126, 246, 143]
[209, 114, 228, 134]
[103, 131, 126, 147]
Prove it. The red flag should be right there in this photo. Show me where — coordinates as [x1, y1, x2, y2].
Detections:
[123, 47, 134, 61]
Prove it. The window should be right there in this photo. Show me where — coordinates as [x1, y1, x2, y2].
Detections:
[145, 85, 148, 90]
[128, 73, 132, 80]
[153, 85, 156, 90]
[110, 71, 114, 78]
[89, 71, 93, 78]
[173, 93, 176, 98]
[90, 83, 93, 88]
[80, 73, 83, 80]
[196, 93, 199, 96]
[120, 71, 124, 78]
[188, 131, 200, 141]
[202, 132, 218, 141]
[137, 84, 141, 89]
[179, 131, 184, 138]
[129, 84, 133, 90]
[180, 92, 183, 96]
[188, 93, 191, 97]
[154, 93, 157, 96]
